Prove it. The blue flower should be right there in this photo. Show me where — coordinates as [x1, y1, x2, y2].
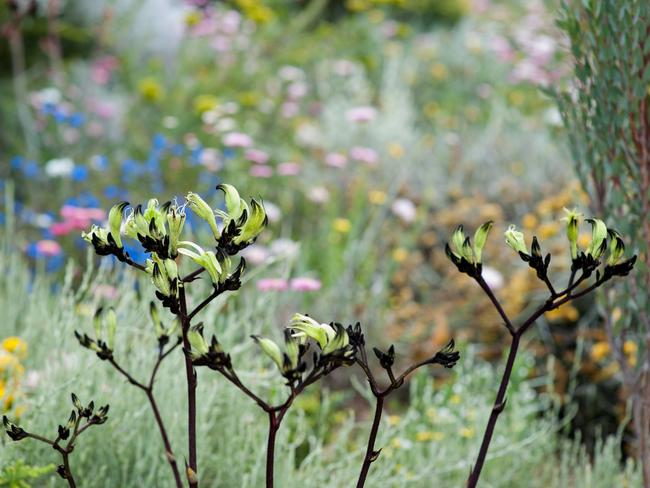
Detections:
[72, 165, 89, 182]
[23, 160, 40, 178]
[68, 113, 86, 128]
[10, 156, 23, 169]
[152, 133, 167, 150]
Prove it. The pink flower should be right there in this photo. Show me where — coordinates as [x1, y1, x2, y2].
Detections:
[50, 221, 74, 236]
[290, 277, 321, 292]
[277, 162, 301, 176]
[223, 132, 253, 148]
[256, 278, 289, 292]
[325, 152, 347, 168]
[346, 106, 377, 123]
[349, 146, 379, 165]
[35, 240, 62, 256]
[60, 206, 106, 221]
[245, 149, 270, 164]
[250, 165, 273, 178]
[90, 56, 119, 85]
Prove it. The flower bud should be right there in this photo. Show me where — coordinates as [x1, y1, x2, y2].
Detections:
[152, 263, 173, 297]
[233, 198, 268, 245]
[93, 307, 104, 340]
[504, 225, 528, 255]
[473, 221, 493, 263]
[105, 308, 117, 350]
[163, 259, 178, 282]
[186, 192, 220, 239]
[322, 323, 350, 356]
[108, 202, 129, 248]
[217, 184, 246, 221]
[288, 313, 334, 349]
[187, 325, 209, 360]
[143, 199, 167, 236]
[71, 393, 83, 412]
[607, 230, 625, 266]
[450, 225, 467, 259]
[283, 330, 300, 370]
[252, 335, 284, 371]
[82, 225, 116, 255]
[586, 218, 608, 259]
[562, 208, 582, 260]
[167, 205, 185, 257]
[177, 241, 225, 286]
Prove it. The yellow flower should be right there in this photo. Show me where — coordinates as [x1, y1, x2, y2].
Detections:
[538, 221, 560, 239]
[193, 94, 219, 115]
[138, 77, 164, 103]
[424, 102, 439, 118]
[450, 394, 461, 405]
[546, 304, 579, 322]
[392, 248, 409, 263]
[333, 218, 352, 234]
[239, 91, 261, 107]
[624, 340, 638, 366]
[346, 0, 371, 12]
[430, 63, 449, 81]
[368, 190, 387, 205]
[0, 352, 19, 372]
[459, 427, 475, 438]
[388, 142, 405, 159]
[415, 431, 434, 442]
[387, 415, 401, 426]
[2, 337, 27, 359]
[623, 340, 638, 356]
[522, 213, 538, 230]
[508, 90, 525, 106]
[591, 341, 611, 362]
[185, 11, 202, 27]
[3, 392, 14, 409]
[577, 232, 591, 250]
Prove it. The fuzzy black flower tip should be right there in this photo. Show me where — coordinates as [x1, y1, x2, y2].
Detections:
[3, 415, 28, 441]
[56, 465, 68, 479]
[346, 322, 365, 349]
[431, 339, 460, 368]
[373, 345, 395, 369]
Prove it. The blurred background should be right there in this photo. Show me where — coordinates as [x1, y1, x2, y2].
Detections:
[0, 0, 646, 486]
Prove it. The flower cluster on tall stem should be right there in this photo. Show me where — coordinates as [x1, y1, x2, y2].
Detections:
[77, 184, 267, 487]
[445, 214, 636, 488]
[3, 394, 109, 488]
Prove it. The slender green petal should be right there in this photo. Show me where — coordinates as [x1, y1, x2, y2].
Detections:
[108, 202, 129, 248]
[186, 192, 220, 239]
[473, 221, 493, 263]
[586, 218, 608, 259]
